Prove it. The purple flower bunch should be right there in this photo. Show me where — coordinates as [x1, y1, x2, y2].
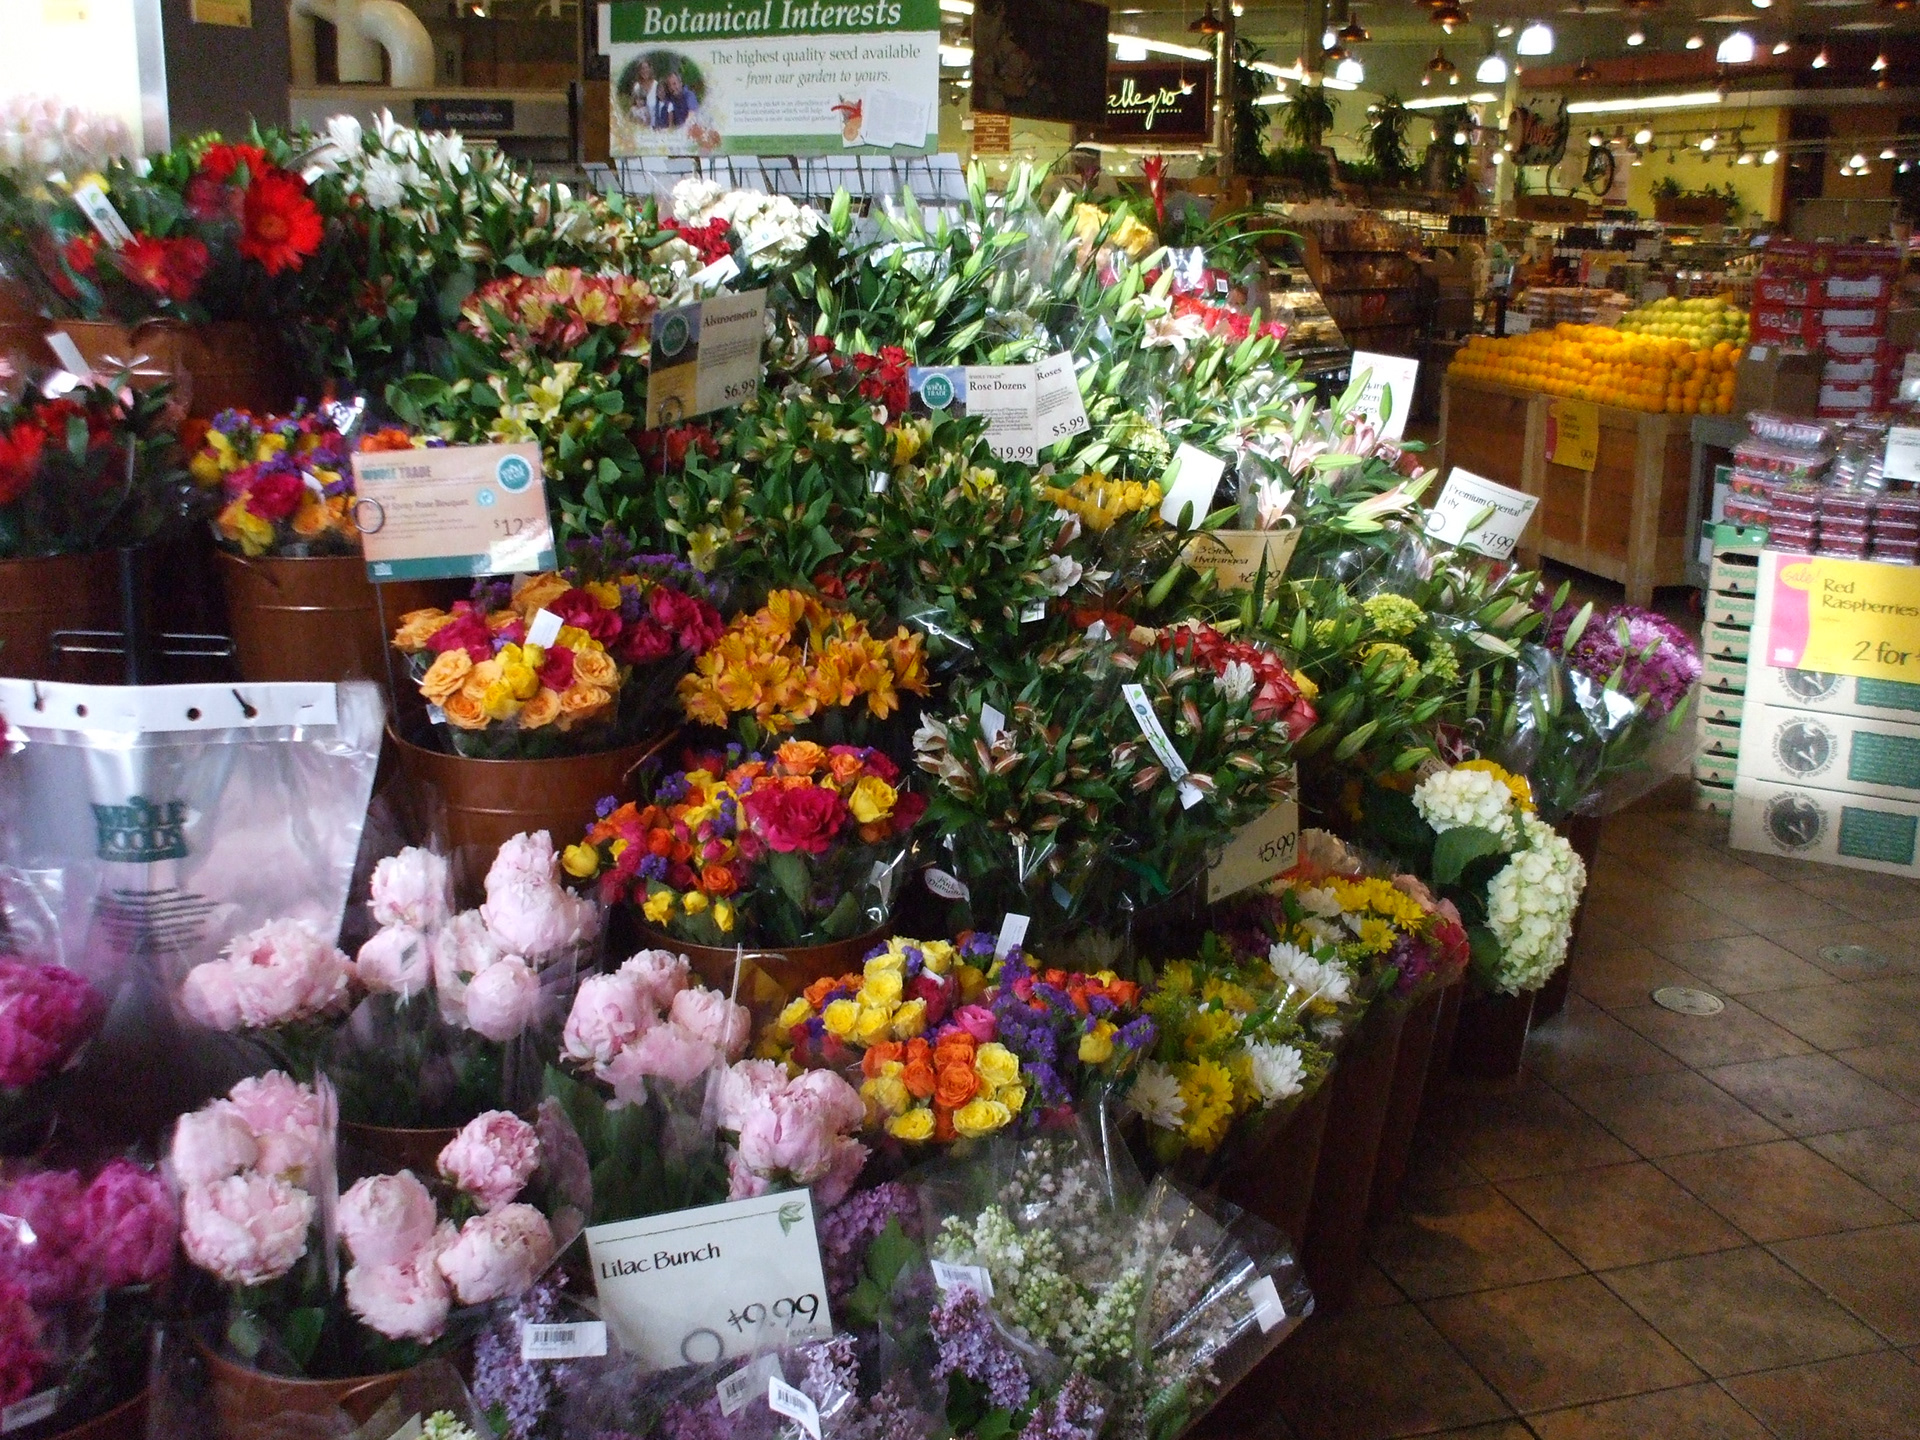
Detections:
[0, 957, 107, 1090]
[471, 1273, 571, 1440]
[817, 1181, 919, 1303]
[984, 949, 1155, 1120]
[1568, 606, 1701, 720]
[1017, 1374, 1106, 1440]
[930, 1289, 1032, 1412]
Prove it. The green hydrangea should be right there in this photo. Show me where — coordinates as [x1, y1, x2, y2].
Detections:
[1423, 637, 1460, 686]
[1361, 593, 1426, 638]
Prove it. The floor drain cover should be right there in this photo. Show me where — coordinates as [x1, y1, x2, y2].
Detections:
[1820, 944, 1888, 969]
[1652, 986, 1726, 1016]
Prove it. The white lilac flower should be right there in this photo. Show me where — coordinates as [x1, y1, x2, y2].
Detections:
[1412, 766, 1519, 843]
[1216, 659, 1255, 704]
[1246, 1042, 1307, 1103]
[1484, 813, 1588, 994]
[1127, 1063, 1187, 1130]
[1268, 942, 1354, 1006]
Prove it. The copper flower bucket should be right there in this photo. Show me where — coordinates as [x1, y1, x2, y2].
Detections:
[632, 922, 894, 1017]
[337, 1120, 462, 1178]
[44, 1387, 146, 1440]
[217, 552, 460, 687]
[197, 1343, 403, 1440]
[53, 320, 289, 419]
[0, 551, 120, 680]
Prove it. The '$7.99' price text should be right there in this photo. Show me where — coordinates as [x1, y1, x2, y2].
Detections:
[726, 1293, 822, 1332]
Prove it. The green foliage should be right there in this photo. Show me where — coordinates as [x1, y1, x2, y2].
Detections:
[1363, 96, 1416, 181]
[1280, 86, 1338, 151]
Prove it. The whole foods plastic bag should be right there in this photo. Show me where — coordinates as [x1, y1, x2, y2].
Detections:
[0, 679, 383, 1137]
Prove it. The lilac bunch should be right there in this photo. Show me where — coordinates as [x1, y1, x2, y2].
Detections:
[817, 1182, 919, 1303]
[471, 1274, 572, 1440]
[1018, 1374, 1106, 1440]
[930, 1290, 1032, 1412]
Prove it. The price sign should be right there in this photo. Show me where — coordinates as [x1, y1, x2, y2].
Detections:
[1034, 352, 1090, 446]
[1761, 550, 1920, 684]
[1350, 351, 1420, 442]
[967, 366, 1040, 463]
[1159, 445, 1227, 529]
[1180, 528, 1302, 592]
[645, 289, 767, 428]
[1546, 398, 1601, 471]
[352, 442, 557, 581]
[1884, 426, 1920, 483]
[585, 1191, 831, 1373]
[1425, 468, 1540, 559]
[1207, 796, 1300, 902]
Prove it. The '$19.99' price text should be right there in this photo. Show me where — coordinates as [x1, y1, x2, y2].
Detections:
[727, 1293, 822, 1332]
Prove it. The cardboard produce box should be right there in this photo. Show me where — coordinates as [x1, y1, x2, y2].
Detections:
[1732, 775, 1920, 876]
[1739, 702, 1920, 803]
[1734, 345, 1822, 416]
[1743, 665, 1920, 724]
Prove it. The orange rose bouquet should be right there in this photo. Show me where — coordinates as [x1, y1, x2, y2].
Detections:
[563, 739, 928, 948]
[392, 532, 722, 760]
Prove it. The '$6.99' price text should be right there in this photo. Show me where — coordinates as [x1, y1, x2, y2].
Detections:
[727, 1294, 822, 1332]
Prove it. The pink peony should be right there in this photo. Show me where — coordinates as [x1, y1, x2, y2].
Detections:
[81, 1160, 177, 1289]
[437, 1110, 540, 1211]
[0, 958, 106, 1088]
[345, 1236, 453, 1343]
[369, 848, 452, 932]
[180, 1172, 314, 1286]
[484, 832, 560, 894]
[463, 955, 539, 1042]
[170, 1102, 259, 1187]
[430, 911, 504, 1021]
[717, 1058, 788, 1132]
[480, 881, 598, 961]
[668, 986, 750, 1061]
[0, 1170, 87, 1306]
[598, 1022, 718, 1101]
[0, 1278, 44, 1408]
[435, 1203, 553, 1304]
[562, 971, 656, 1067]
[225, 1071, 325, 1185]
[735, 1088, 842, 1186]
[726, 1149, 773, 1200]
[785, 1069, 867, 1134]
[616, 950, 691, 1011]
[337, 1170, 438, 1269]
[181, 919, 351, 1030]
[811, 1136, 870, 1210]
[354, 926, 432, 998]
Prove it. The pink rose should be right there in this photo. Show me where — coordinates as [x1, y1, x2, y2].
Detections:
[355, 927, 432, 998]
[726, 1149, 773, 1200]
[463, 956, 539, 1043]
[951, 1005, 997, 1044]
[0, 958, 106, 1088]
[369, 848, 452, 932]
[485, 832, 560, 894]
[743, 784, 847, 855]
[435, 1203, 554, 1304]
[345, 1222, 454, 1342]
[226, 1072, 325, 1185]
[562, 972, 656, 1067]
[616, 950, 691, 1011]
[431, 911, 504, 1022]
[182, 919, 351, 1030]
[718, 1059, 788, 1132]
[0, 1171, 86, 1306]
[437, 1111, 540, 1212]
[337, 1171, 438, 1269]
[82, 1160, 177, 1289]
[181, 1173, 314, 1286]
[811, 1136, 870, 1210]
[481, 882, 598, 961]
[598, 1022, 718, 1102]
[668, 987, 750, 1061]
[169, 1102, 259, 1187]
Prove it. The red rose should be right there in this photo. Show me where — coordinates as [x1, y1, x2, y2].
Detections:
[905, 972, 951, 1026]
[890, 789, 928, 835]
[649, 586, 722, 652]
[744, 784, 848, 855]
[244, 466, 305, 522]
[0, 420, 47, 507]
[536, 644, 575, 692]
[428, 606, 494, 663]
[619, 619, 674, 665]
[552, 587, 623, 645]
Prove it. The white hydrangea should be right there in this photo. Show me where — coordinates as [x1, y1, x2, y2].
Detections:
[1268, 942, 1354, 1006]
[1127, 1063, 1187, 1130]
[1246, 1042, 1307, 1103]
[1413, 767, 1519, 843]
[1483, 813, 1588, 994]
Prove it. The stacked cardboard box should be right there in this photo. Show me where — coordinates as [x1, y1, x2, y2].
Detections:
[1749, 241, 1903, 418]
[1695, 523, 1766, 811]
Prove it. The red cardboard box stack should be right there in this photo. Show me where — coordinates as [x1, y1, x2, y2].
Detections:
[1752, 240, 1902, 417]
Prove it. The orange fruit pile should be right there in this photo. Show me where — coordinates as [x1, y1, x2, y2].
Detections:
[1449, 324, 1739, 415]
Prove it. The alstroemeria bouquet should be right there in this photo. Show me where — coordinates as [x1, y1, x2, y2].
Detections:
[1356, 761, 1587, 995]
[0, 133, 322, 323]
[0, 371, 186, 559]
[568, 739, 926, 948]
[0, 1157, 174, 1422]
[392, 535, 722, 760]
[0, 956, 107, 1153]
[188, 403, 366, 557]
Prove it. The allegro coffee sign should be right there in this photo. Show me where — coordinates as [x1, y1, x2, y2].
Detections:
[1093, 64, 1211, 143]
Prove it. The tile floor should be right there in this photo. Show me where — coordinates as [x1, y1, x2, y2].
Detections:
[1239, 791, 1920, 1440]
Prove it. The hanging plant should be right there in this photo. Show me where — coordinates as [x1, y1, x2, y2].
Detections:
[1280, 84, 1338, 151]
[1364, 95, 1416, 181]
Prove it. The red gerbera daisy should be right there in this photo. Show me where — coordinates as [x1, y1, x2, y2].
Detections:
[197, 143, 268, 186]
[238, 170, 321, 276]
[62, 233, 99, 275]
[115, 234, 210, 303]
[0, 419, 47, 507]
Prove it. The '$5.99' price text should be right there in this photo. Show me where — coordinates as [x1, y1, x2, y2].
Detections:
[727, 1293, 822, 1333]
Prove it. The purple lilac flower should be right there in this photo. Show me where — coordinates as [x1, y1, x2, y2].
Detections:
[798, 1334, 860, 1407]
[657, 1395, 731, 1440]
[1018, 1374, 1106, 1440]
[814, 1181, 918, 1293]
[846, 1378, 935, 1440]
[929, 1291, 1031, 1412]
[472, 1274, 570, 1440]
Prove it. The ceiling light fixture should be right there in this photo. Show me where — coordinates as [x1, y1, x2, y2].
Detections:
[1322, 25, 1338, 47]
[1700, 133, 1717, 150]
[1566, 90, 1724, 112]
[1812, 43, 1830, 66]
[1497, 22, 1515, 35]
[1885, 146, 1899, 158]
[1336, 55, 1366, 82]
[1189, 2, 1225, 36]
[1433, 1, 1470, 31]
[1873, 49, 1890, 69]
[1324, 41, 1349, 61]
[1427, 45, 1459, 79]
[1738, 151, 1754, 162]
[1476, 51, 1510, 81]
[1852, 150, 1869, 165]
[1627, 27, 1646, 43]
[1773, 39, 1790, 53]
[1517, 22, 1555, 54]
[1574, 56, 1600, 79]
[1762, 147, 1779, 161]
[1455, 128, 1469, 144]
[1716, 29, 1756, 61]
[1635, 126, 1654, 142]
[1339, 16, 1371, 44]
[1685, 32, 1705, 48]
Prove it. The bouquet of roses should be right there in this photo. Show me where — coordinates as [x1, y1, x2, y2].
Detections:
[0, 1156, 174, 1424]
[0, 955, 107, 1153]
[567, 739, 925, 949]
[0, 369, 186, 558]
[675, 590, 931, 752]
[1356, 761, 1587, 996]
[188, 402, 369, 557]
[392, 534, 723, 760]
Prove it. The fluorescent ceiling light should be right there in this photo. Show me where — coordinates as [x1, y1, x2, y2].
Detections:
[1265, 60, 1357, 89]
[1716, 30, 1755, 62]
[1627, 28, 1645, 44]
[1566, 91, 1724, 114]
[1405, 91, 1499, 108]
[1114, 36, 1149, 61]
[1476, 52, 1509, 81]
[939, 44, 972, 66]
[1335, 56, 1365, 83]
[1517, 22, 1554, 54]
[1253, 94, 1289, 106]
[937, 0, 973, 11]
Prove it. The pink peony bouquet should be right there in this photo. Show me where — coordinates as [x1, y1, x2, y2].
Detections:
[177, 918, 353, 1079]
[0, 1157, 175, 1415]
[331, 835, 600, 1131]
[0, 956, 108, 1152]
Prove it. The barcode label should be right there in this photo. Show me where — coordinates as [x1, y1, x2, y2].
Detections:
[931, 1259, 995, 1298]
[769, 1379, 822, 1439]
[718, 1353, 784, 1416]
[520, 1320, 608, 1360]
[1246, 1274, 1286, 1332]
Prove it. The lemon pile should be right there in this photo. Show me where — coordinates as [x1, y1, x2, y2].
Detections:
[1617, 295, 1750, 349]
[1449, 324, 1740, 414]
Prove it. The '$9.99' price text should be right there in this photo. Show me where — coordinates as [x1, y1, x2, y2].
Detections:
[727, 1293, 822, 1332]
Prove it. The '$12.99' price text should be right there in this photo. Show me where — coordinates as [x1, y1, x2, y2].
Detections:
[726, 1294, 822, 1332]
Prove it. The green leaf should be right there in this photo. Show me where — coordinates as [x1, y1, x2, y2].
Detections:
[768, 849, 811, 911]
[280, 1306, 327, 1370]
[1432, 825, 1508, 885]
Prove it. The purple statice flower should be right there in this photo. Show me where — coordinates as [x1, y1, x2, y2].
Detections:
[472, 1273, 570, 1440]
[656, 772, 692, 804]
[638, 854, 669, 882]
[1021, 1058, 1072, 1111]
[595, 795, 620, 820]
[1114, 1016, 1157, 1053]
[1568, 606, 1701, 720]
[929, 1291, 1031, 1412]
[1018, 1374, 1106, 1440]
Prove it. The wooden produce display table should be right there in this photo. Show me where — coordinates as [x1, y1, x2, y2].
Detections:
[1437, 374, 1697, 605]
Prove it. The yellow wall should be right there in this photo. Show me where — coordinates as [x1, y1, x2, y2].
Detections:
[1626, 108, 1787, 223]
